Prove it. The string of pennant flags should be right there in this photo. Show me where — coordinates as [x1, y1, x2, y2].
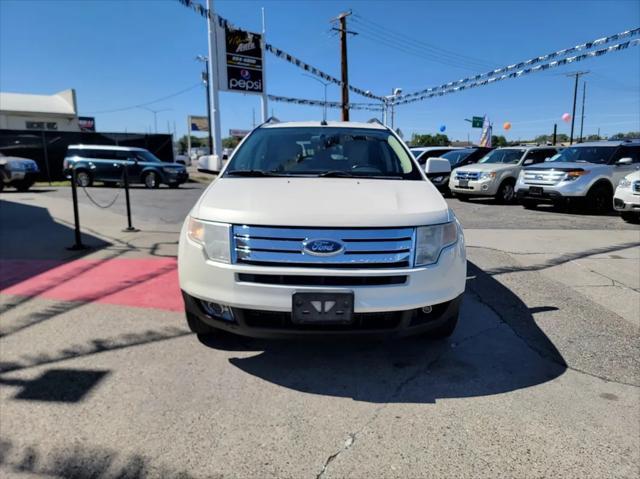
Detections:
[396, 27, 640, 101]
[267, 95, 384, 111]
[394, 38, 640, 106]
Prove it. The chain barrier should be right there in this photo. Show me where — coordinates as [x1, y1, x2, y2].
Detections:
[78, 170, 124, 209]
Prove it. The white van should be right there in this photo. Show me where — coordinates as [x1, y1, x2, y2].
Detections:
[178, 120, 466, 339]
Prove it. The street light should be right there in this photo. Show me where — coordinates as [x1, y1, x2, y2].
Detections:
[196, 55, 214, 155]
[303, 74, 330, 122]
[385, 87, 402, 129]
[138, 106, 171, 133]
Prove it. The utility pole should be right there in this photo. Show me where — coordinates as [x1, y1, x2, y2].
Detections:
[331, 11, 356, 121]
[579, 81, 586, 143]
[552, 123, 557, 145]
[565, 71, 589, 145]
[196, 56, 214, 155]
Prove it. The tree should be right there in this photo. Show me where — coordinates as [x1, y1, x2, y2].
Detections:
[410, 133, 450, 146]
[177, 135, 207, 154]
[491, 135, 508, 147]
[222, 136, 241, 149]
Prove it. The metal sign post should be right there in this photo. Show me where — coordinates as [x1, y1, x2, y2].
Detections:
[206, 0, 223, 161]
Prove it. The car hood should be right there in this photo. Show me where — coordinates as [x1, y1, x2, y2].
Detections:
[194, 177, 451, 227]
[155, 162, 185, 170]
[454, 163, 517, 172]
[524, 161, 597, 171]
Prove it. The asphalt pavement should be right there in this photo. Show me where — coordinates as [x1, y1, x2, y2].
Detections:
[0, 185, 638, 478]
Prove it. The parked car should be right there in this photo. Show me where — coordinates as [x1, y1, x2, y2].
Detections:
[179, 120, 466, 339]
[429, 146, 494, 195]
[0, 153, 39, 192]
[175, 154, 191, 166]
[516, 140, 640, 212]
[450, 146, 558, 203]
[614, 171, 640, 223]
[63, 145, 188, 188]
[410, 146, 463, 164]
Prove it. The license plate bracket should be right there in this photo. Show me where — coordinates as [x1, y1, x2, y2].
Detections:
[529, 186, 543, 196]
[292, 292, 354, 324]
[458, 179, 469, 188]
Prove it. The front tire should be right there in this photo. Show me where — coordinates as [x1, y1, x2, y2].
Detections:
[75, 171, 93, 187]
[496, 179, 516, 204]
[586, 184, 612, 214]
[143, 171, 159, 189]
[521, 199, 537, 209]
[14, 179, 34, 192]
[425, 314, 458, 339]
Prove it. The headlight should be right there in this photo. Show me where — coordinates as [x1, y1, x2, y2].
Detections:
[479, 171, 496, 180]
[415, 221, 458, 266]
[564, 170, 590, 181]
[618, 178, 632, 189]
[187, 217, 231, 263]
[162, 167, 178, 173]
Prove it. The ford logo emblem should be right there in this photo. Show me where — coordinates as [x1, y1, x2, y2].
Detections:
[303, 239, 344, 256]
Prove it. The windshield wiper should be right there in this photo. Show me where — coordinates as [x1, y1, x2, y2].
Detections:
[318, 170, 354, 177]
[225, 169, 284, 177]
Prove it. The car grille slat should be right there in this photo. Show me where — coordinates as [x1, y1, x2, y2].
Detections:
[455, 171, 480, 180]
[523, 170, 566, 185]
[232, 225, 415, 269]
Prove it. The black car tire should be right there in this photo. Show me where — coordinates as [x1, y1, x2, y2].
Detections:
[586, 183, 612, 214]
[456, 194, 470, 202]
[103, 181, 118, 187]
[168, 183, 180, 189]
[0, 181, 4, 192]
[425, 313, 458, 339]
[521, 199, 537, 209]
[14, 179, 33, 192]
[621, 212, 640, 224]
[75, 170, 93, 187]
[186, 313, 217, 335]
[143, 171, 160, 189]
[496, 179, 516, 204]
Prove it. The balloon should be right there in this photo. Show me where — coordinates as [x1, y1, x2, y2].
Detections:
[562, 113, 571, 123]
[503, 122, 511, 130]
[439, 125, 446, 132]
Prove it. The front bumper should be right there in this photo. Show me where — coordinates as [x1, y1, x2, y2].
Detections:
[164, 170, 189, 184]
[178, 224, 467, 337]
[449, 177, 499, 196]
[515, 176, 591, 201]
[613, 187, 640, 212]
[183, 290, 463, 338]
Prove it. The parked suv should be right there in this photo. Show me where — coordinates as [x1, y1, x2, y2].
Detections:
[449, 146, 558, 203]
[431, 146, 494, 195]
[0, 153, 39, 192]
[179, 120, 466, 339]
[614, 171, 640, 223]
[516, 140, 640, 212]
[63, 145, 188, 188]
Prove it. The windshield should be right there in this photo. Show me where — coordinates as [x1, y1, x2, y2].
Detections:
[224, 127, 423, 180]
[547, 146, 616, 164]
[136, 150, 162, 163]
[441, 149, 473, 166]
[478, 149, 525, 164]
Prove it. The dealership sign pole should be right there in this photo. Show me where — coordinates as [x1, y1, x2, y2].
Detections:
[206, 0, 223, 161]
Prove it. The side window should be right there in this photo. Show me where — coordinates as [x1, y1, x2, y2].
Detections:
[615, 146, 640, 163]
[523, 150, 541, 164]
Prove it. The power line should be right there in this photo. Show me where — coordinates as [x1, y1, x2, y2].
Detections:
[83, 83, 201, 114]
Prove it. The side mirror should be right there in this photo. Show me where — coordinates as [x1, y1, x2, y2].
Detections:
[424, 157, 451, 175]
[616, 157, 633, 165]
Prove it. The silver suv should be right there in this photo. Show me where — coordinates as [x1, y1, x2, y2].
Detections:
[515, 140, 640, 213]
[449, 146, 558, 203]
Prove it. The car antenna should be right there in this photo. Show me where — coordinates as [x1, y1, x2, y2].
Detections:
[320, 119, 328, 126]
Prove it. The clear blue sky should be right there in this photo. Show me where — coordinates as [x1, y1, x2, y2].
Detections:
[1, 0, 638, 142]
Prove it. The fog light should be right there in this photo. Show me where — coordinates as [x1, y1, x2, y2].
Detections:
[481, 184, 489, 191]
[421, 305, 433, 314]
[201, 301, 234, 321]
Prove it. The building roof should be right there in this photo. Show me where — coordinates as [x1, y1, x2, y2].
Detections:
[0, 90, 77, 115]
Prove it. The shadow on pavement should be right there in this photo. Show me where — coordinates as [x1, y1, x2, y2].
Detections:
[198, 260, 566, 404]
[0, 438, 194, 478]
[0, 368, 109, 402]
[0, 188, 57, 194]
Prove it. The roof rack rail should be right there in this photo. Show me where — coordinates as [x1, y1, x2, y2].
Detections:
[367, 118, 384, 126]
[254, 116, 281, 129]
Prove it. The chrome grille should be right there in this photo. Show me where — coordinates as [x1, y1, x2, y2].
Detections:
[523, 169, 566, 185]
[455, 171, 480, 180]
[232, 225, 415, 268]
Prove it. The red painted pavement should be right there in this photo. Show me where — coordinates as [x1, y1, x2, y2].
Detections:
[0, 258, 182, 311]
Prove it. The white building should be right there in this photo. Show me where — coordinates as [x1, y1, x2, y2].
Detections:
[0, 89, 80, 132]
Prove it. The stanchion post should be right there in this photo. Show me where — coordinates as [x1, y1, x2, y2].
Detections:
[122, 160, 139, 232]
[67, 166, 88, 251]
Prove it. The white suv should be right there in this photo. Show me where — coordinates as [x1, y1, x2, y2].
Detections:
[449, 146, 558, 203]
[178, 121, 466, 339]
[614, 171, 640, 223]
[516, 140, 640, 213]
